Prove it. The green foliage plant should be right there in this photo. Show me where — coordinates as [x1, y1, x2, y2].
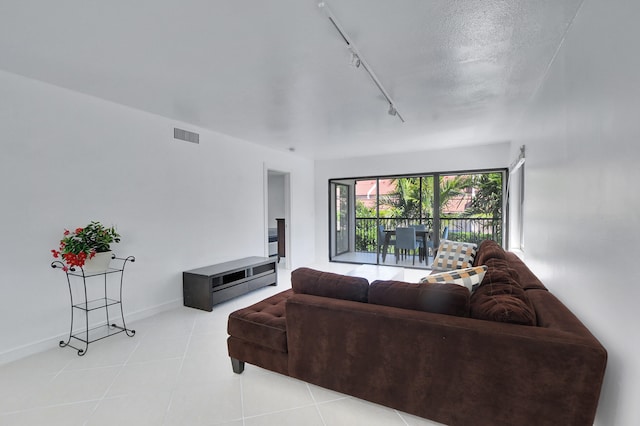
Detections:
[51, 221, 120, 270]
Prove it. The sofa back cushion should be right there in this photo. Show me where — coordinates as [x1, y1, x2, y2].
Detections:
[470, 294, 537, 325]
[504, 252, 548, 290]
[473, 239, 506, 266]
[482, 258, 521, 286]
[369, 280, 470, 317]
[291, 267, 369, 302]
[470, 259, 537, 326]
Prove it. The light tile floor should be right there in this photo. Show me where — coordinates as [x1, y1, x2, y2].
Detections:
[0, 264, 443, 426]
[331, 252, 435, 270]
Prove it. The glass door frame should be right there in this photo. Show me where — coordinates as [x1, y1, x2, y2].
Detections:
[334, 182, 350, 256]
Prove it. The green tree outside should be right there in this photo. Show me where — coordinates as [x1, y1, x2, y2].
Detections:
[354, 172, 503, 252]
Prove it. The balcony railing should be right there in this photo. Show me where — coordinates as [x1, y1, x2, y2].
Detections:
[355, 217, 502, 253]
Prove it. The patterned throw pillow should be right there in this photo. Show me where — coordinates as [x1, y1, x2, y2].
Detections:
[432, 240, 478, 271]
[420, 265, 488, 291]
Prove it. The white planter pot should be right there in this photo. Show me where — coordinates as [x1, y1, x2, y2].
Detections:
[83, 251, 113, 273]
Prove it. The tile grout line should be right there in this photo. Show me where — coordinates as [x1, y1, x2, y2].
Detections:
[241, 402, 323, 422]
[177, 319, 197, 375]
[1, 362, 137, 419]
[306, 382, 327, 426]
[53, 357, 75, 380]
[0, 398, 104, 417]
[240, 375, 246, 426]
[395, 409, 410, 426]
[81, 339, 141, 426]
[162, 318, 197, 424]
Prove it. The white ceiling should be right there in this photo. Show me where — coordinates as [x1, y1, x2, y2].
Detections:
[0, 0, 583, 159]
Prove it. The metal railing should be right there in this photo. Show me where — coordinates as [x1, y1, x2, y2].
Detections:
[355, 216, 502, 253]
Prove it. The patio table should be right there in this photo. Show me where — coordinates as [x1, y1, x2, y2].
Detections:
[381, 229, 431, 263]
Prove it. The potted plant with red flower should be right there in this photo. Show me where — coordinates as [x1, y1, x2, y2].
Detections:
[51, 221, 121, 272]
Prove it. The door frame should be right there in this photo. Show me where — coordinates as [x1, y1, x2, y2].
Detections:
[264, 166, 291, 270]
[334, 182, 350, 256]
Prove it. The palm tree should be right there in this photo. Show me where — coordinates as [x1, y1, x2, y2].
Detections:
[382, 175, 472, 221]
[465, 173, 502, 217]
[463, 172, 503, 242]
[439, 175, 473, 214]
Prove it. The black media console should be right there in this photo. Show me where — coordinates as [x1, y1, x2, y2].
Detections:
[183, 256, 277, 311]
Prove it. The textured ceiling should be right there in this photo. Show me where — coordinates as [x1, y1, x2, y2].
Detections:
[0, 0, 583, 159]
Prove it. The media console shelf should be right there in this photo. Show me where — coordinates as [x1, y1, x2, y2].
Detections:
[183, 256, 277, 311]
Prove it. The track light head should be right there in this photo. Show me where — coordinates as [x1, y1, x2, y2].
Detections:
[388, 104, 397, 116]
[350, 52, 361, 68]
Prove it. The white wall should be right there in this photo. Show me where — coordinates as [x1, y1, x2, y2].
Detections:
[511, 1, 640, 424]
[0, 70, 315, 363]
[314, 142, 510, 262]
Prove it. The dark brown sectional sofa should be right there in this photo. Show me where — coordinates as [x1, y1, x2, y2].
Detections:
[227, 240, 607, 426]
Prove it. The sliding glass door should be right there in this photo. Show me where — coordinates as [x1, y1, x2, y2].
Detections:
[330, 169, 505, 268]
[352, 176, 436, 264]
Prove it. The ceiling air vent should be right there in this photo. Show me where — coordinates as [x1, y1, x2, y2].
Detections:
[173, 127, 199, 144]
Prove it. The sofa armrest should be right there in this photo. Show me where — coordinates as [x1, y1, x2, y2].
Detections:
[286, 293, 606, 426]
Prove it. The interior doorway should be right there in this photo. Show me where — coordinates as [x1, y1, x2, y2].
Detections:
[266, 169, 291, 269]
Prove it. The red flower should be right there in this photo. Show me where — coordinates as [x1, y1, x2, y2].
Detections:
[52, 222, 120, 269]
[61, 252, 85, 267]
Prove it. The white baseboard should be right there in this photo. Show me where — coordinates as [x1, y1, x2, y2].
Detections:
[0, 298, 183, 366]
[122, 297, 183, 325]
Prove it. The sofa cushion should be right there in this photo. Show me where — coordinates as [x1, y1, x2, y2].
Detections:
[291, 267, 369, 302]
[483, 258, 521, 286]
[227, 289, 292, 353]
[472, 273, 526, 299]
[470, 260, 537, 326]
[432, 240, 477, 271]
[504, 252, 548, 290]
[419, 265, 488, 291]
[470, 294, 537, 325]
[473, 239, 506, 266]
[369, 280, 470, 317]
